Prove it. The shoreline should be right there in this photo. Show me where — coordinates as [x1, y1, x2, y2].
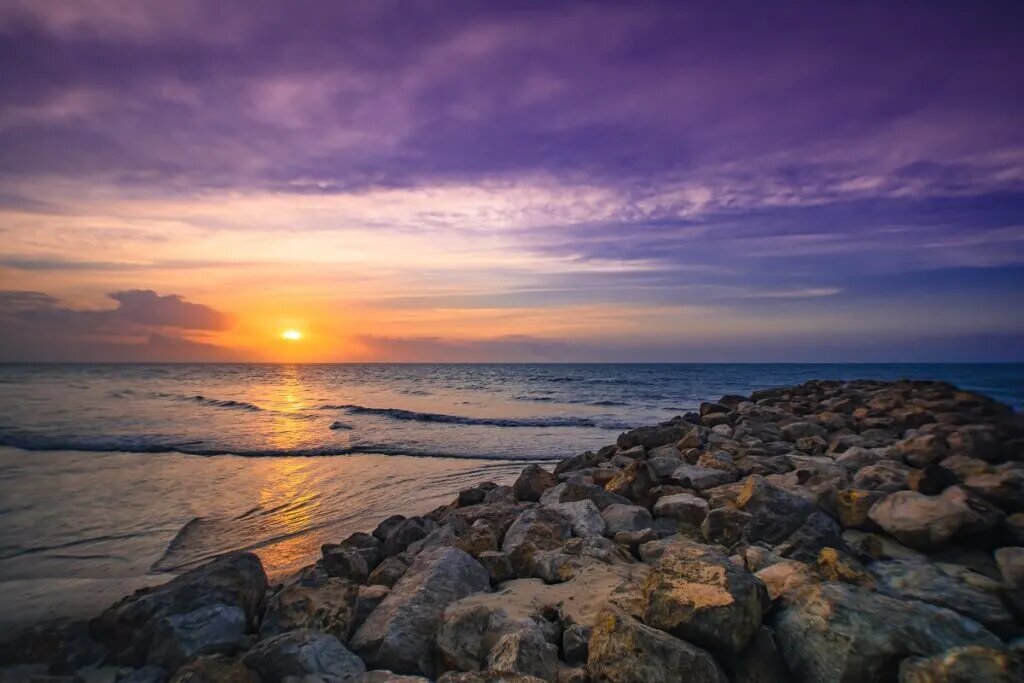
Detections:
[3, 378, 1023, 682]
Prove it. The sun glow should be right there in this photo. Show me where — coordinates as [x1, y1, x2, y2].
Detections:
[281, 329, 303, 341]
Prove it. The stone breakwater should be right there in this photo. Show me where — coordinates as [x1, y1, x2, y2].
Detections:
[3, 379, 1024, 683]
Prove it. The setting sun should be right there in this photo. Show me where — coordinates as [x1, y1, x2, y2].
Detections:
[281, 329, 303, 341]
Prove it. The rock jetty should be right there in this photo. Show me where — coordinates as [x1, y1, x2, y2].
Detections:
[3, 379, 1023, 682]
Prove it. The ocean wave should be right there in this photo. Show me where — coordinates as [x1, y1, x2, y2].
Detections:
[320, 404, 630, 429]
[110, 388, 263, 412]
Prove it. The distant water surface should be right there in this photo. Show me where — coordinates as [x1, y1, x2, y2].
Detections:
[0, 363, 1020, 630]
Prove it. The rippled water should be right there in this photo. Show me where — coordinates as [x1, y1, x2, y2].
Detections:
[0, 363, 1021, 629]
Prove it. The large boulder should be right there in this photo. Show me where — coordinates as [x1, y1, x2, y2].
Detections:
[652, 493, 709, 526]
[604, 462, 658, 506]
[258, 577, 360, 642]
[147, 603, 248, 669]
[435, 603, 522, 672]
[169, 654, 256, 682]
[587, 607, 727, 683]
[513, 465, 556, 503]
[350, 546, 490, 677]
[501, 508, 572, 556]
[867, 486, 1004, 550]
[241, 629, 365, 682]
[540, 481, 630, 511]
[543, 499, 606, 537]
[91, 553, 267, 666]
[617, 423, 689, 450]
[601, 504, 653, 536]
[734, 475, 816, 545]
[871, 560, 1018, 638]
[772, 582, 1001, 683]
[486, 626, 558, 682]
[899, 645, 1024, 682]
[642, 540, 769, 656]
[671, 464, 735, 491]
[382, 517, 435, 556]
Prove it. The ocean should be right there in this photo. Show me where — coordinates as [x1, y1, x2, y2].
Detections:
[1, 363, 1021, 630]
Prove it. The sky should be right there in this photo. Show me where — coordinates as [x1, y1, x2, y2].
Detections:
[1, 1, 1023, 362]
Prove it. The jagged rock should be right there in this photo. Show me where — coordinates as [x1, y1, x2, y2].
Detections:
[477, 551, 515, 584]
[780, 421, 828, 441]
[436, 604, 520, 672]
[350, 546, 490, 677]
[456, 520, 501, 558]
[486, 626, 557, 682]
[701, 507, 752, 548]
[617, 423, 689, 450]
[642, 539, 769, 656]
[772, 582, 1001, 683]
[652, 493, 709, 525]
[1004, 513, 1024, 545]
[947, 424, 1004, 461]
[339, 531, 385, 569]
[814, 547, 875, 588]
[853, 460, 914, 491]
[258, 577, 359, 642]
[588, 607, 727, 683]
[364, 671, 431, 682]
[899, 433, 950, 468]
[995, 547, 1024, 588]
[241, 629, 365, 682]
[544, 500, 605, 537]
[368, 556, 409, 588]
[91, 553, 267, 667]
[868, 486, 1004, 550]
[502, 508, 572, 557]
[437, 672, 547, 682]
[561, 624, 590, 664]
[646, 457, 684, 477]
[601, 504, 653, 536]
[355, 585, 390, 633]
[899, 645, 1024, 682]
[871, 560, 1017, 637]
[734, 475, 815, 545]
[513, 465, 556, 502]
[119, 665, 169, 683]
[322, 544, 370, 583]
[648, 444, 681, 459]
[373, 515, 407, 542]
[701, 401, 730, 416]
[169, 654, 255, 682]
[678, 425, 708, 450]
[671, 464, 735, 490]
[835, 488, 885, 529]
[539, 481, 630, 510]
[554, 451, 602, 476]
[604, 461, 658, 506]
[755, 561, 817, 602]
[964, 466, 1024, 510]
[773, 510, 844, 562]
[382, 517, 435, 556]
[908, 465, 959, 495]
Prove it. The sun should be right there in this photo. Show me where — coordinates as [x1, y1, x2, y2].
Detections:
[281, 329, 303, 341]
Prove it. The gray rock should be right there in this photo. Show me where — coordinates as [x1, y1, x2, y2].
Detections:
[964, 466, 1024, 510]
[561, 624, 590, 664]
[367, 556, 409, 588]
[322, 544, 370, 583]
[354, 585, 390, 633]
[772, 582, 1001, 683]
[701, 507, 752, 548]
[671, 464, 735, 490]
[363, 671, 431, 683]
[436, 604, 520, 673]
[995, 546, 1024, 588]
[501, 508, 572, 555]
[780, 421, 828, 441]
[543, 500, 605, 537]
[539, 482, 630, 511]
[476, 551, 515, 584]
[617, 424, 689, 450]
[259, 577, 359, 642]
[486, 627, 557, 682]
[382, 518, 435, 557]
[350, 546, 490, 677]
[513, 465, 556, 503]
[241, 629, 365, 682]
[652, 493, 709, 525]
[646, 457, 684, 478]
[588, 607, 726, 683]
[899, 645, 1024, 682]
[605, 461, 658, 506]
[868, 486, 1004, 550]
[601, 504, 653, 536]
[734, 475, 816, 545]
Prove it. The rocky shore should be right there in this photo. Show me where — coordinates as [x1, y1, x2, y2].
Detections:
[3, 379, 1023, 682]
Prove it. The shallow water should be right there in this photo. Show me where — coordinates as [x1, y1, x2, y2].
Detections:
[0, 363, 1021, 631]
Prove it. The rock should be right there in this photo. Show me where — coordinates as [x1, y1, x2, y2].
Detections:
[772, 582, 1001, 683]
[368, 556, 409, 588]
[601, 504, 653, 536]
[732, 626, 791, 683]
[486, 627, 558, 682]
[561, 624, 590, 664]
[91, 553, 267, 667]
[355, 585, 390, 633]
[258, 577, 359, 642]
[322, 544, 370, 583]
[363, 671, 431, 682]
[871, 560, 1017, 637]
[554, 451, 603, 476]
[814, 547, 875, 588]
[835, 488, 885, 529]
[671, 464, 735, 490]
[502, 508, 572, 556]
[459, 485, 493, 507]
[995, 547, 1024, 588]
[734, 475, 816, 545]
[868, 486, 1004, 550]
[241, 629, 365, 682]
[339, 531, 385, 569]
[544, 500, 605, 537]
[947, 424, 1004, 461]
[642, 539, 768, 656]
[908, 465, 958, 495]
[382, 517, 434, 557]
[964, 466, 1024, 510]
[652, 493, 709, 525]
[701, 401, 730, 416]
[350, 546, 490, 677]
[604, 461, 658, 506]
[588, 607, 727, 683]
[477, 551, 515, 584]
[169, 654, 255, 682]
[456, 520, 501, 558]
[437, 673, 547, 682]
[755, 561, 816, 602]
[773, 510, 844, 562]
[678, 426, 708, 450]
[701, 507, 752, 548]
[513, 465, 556, 502]
[899, 645, 1024, 682]
[781, 421, 828, 441]
[646, 457, 684, 478]
[539, 481, 630, 511]
[617, 423, 689, 450]
[1005, 513, 1024, 545]
[899, 434, 950, 468]
[435, 604, 515, 672]
[373, 515, 407, 542]
[853, 461, 913, 491]
[119, 666, 169, 683]
[648, 444, 681, 459]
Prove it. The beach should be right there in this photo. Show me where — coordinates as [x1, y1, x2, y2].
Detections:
[2, 376, 1022, 681]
